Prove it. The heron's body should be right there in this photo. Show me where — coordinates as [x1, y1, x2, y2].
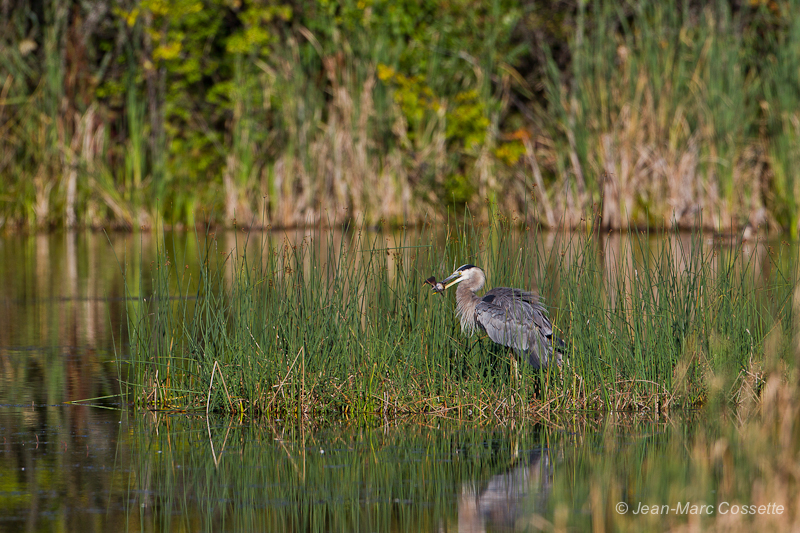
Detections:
[438, 264, 561, 369]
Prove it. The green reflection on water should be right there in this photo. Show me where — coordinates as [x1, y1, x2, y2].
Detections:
[120, 410, 791, 532]
[1, 407, 797, 532]
[125, 415, 561, 532]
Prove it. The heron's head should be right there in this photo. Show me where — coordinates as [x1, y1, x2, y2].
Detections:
[438, 264, 485, 291]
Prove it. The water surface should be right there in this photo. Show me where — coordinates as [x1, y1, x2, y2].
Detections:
[0, 230, 794, 531]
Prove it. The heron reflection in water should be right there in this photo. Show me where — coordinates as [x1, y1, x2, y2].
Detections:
[459, 447, 554, 532]
[429, 264, 562, 369]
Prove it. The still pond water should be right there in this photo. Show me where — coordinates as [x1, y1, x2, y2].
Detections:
[0, 230, 791, 532]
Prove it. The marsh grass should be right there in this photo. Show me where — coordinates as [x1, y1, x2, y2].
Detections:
[120, 215, 798, 418]
[538, 0, 794, 231]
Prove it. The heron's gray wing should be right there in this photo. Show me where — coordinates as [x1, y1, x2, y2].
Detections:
[475, 288, 553, 367]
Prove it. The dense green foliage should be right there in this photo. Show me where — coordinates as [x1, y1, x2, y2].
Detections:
[2, 1, 800, 233]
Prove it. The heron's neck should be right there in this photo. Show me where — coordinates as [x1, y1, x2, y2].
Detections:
[456, 281, 480, 298]
[455, 282, 481, 334]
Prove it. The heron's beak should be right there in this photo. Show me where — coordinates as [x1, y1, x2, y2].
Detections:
[439, 271, 463, 290]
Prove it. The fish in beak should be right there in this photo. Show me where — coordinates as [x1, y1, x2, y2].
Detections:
[426, 265, 470, 294]
[423, 276, 446, 294]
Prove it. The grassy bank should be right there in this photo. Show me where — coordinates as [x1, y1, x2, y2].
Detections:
[119, 216, 798, 417]
[2, 1, 800, 233]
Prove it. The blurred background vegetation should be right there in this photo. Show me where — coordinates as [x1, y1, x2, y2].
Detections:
[1, 0, 799, 235]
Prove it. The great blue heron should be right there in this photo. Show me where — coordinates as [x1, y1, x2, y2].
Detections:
[430, 264, 562, 369]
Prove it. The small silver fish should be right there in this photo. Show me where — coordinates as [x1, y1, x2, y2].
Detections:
[424, 276, 445, 294]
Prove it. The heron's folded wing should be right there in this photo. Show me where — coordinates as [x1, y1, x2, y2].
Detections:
[482, 290, 552, 333]
[476, 293, 552, 352]
[476, 304, 529, 351]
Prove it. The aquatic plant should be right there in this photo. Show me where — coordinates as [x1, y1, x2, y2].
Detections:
[120, 216, 798, 417]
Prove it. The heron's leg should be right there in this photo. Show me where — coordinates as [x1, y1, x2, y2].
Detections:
[509, 350, 520, 385]
[462, 337, 480, 366]
[468, 337, 482, 356]
[461, 337, 484, 375]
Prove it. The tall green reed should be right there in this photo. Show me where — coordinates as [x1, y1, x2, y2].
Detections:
[541, 0, 763, 229]
[121, 216, 798, 417]
[763, 1, 800, 238]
